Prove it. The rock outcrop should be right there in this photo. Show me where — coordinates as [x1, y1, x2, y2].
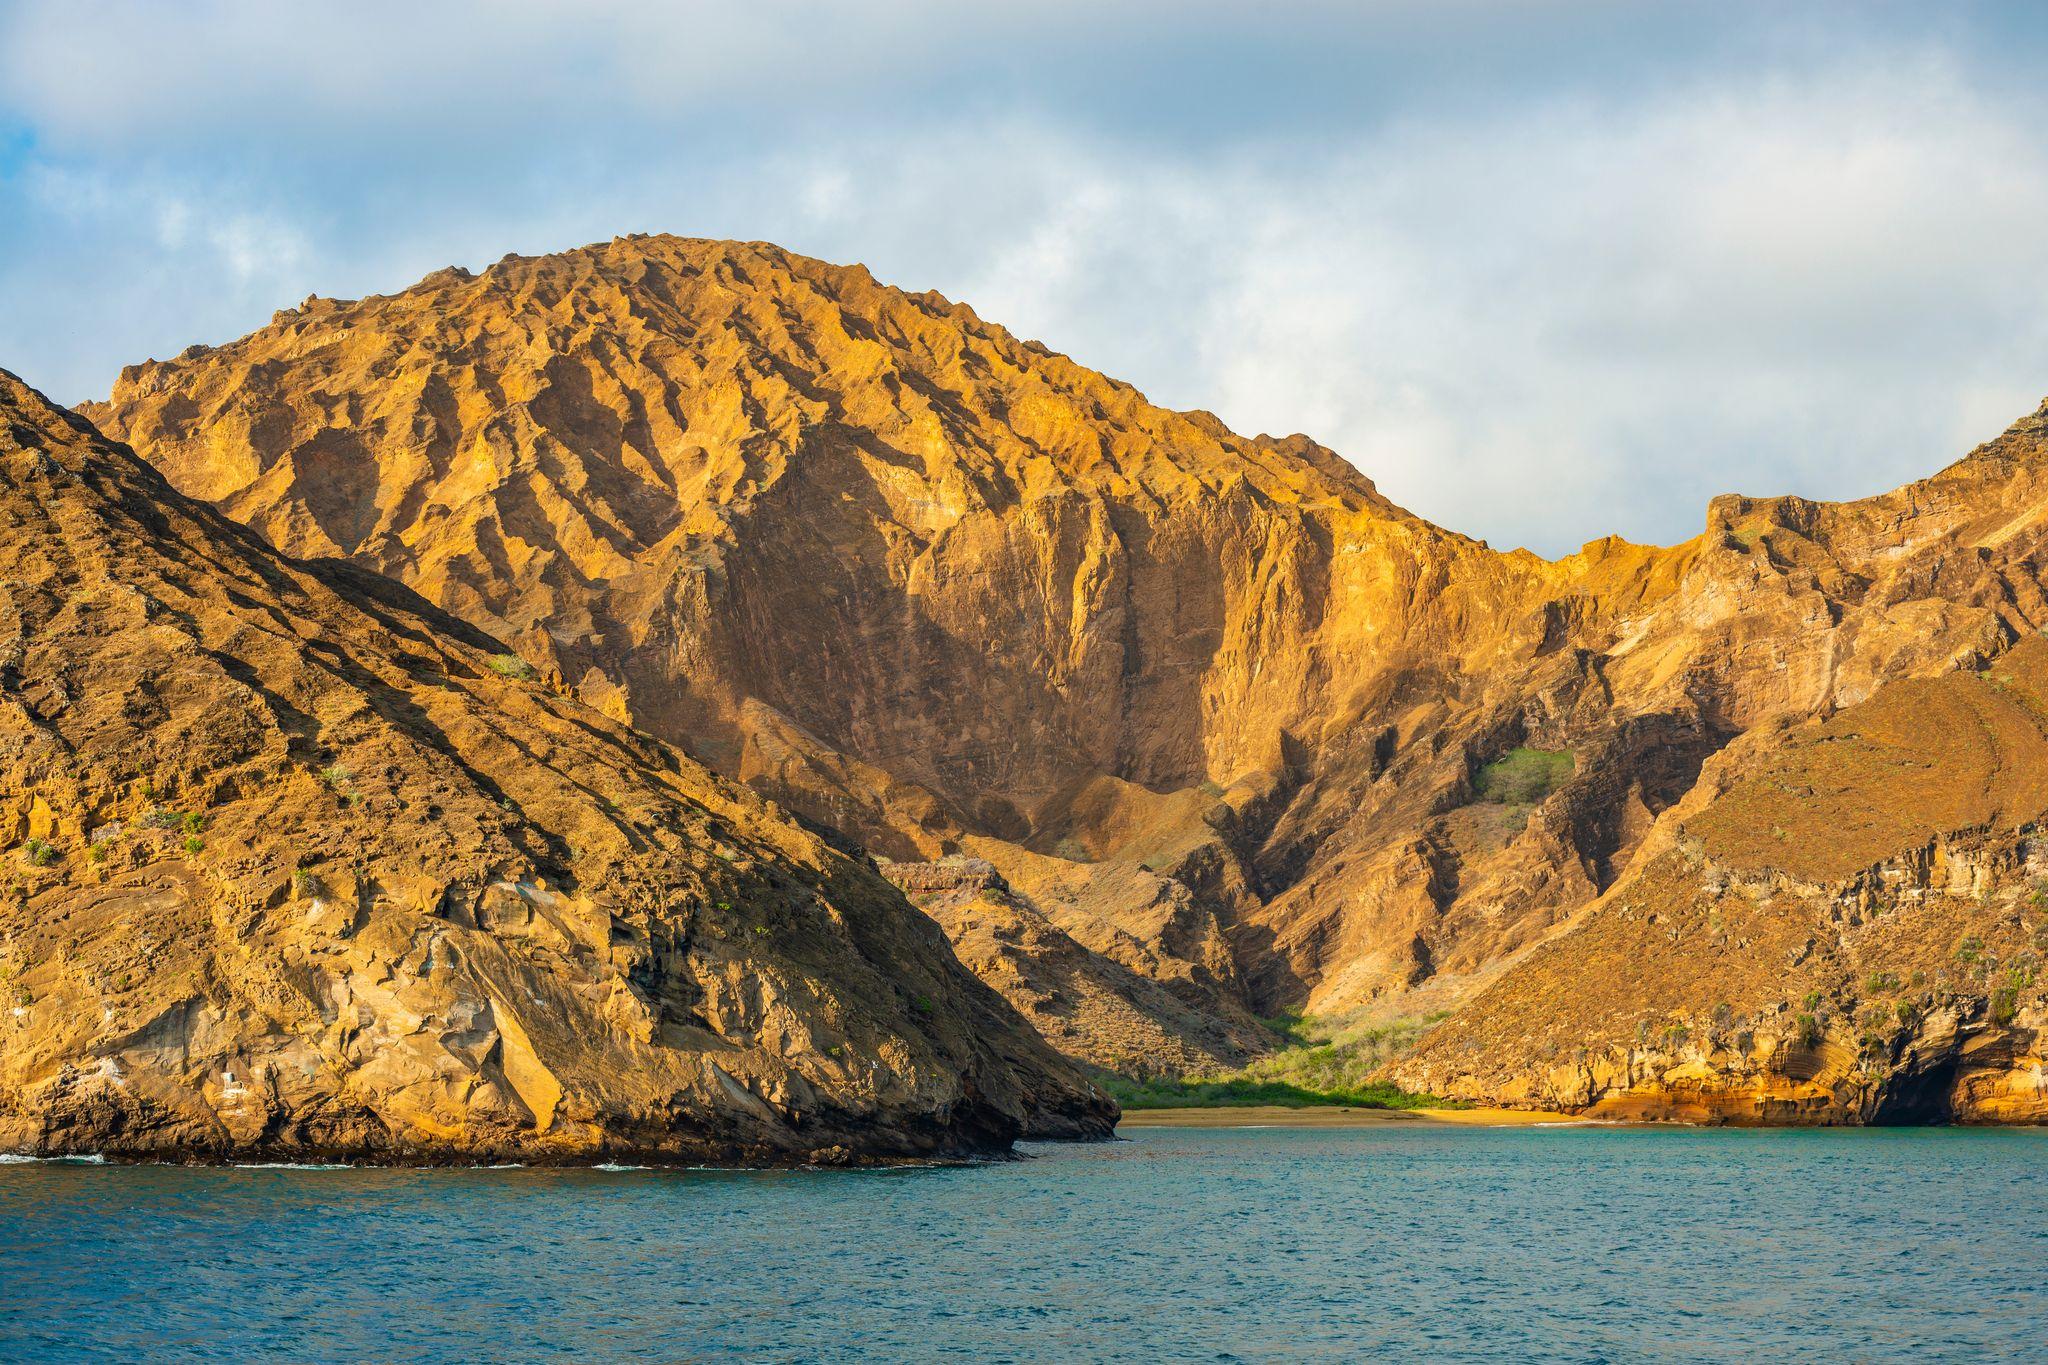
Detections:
[0, 368, 1112, 1162]
[80, 234, 2048, 1117]
[879, 857, 1271, 1077]
[1391, 638, 2048, 1122]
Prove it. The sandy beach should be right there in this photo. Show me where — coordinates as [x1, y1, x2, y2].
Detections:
[1115, 1105, 1581, 1128]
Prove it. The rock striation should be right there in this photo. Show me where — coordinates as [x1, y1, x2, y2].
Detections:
[0, 368, 1112, 1162]
[82, 235, 2048, 1118]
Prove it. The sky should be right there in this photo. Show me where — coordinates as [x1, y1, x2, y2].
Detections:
[5, 2, 2048, 555]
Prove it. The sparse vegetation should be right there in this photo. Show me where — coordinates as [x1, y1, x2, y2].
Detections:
[22, 838, 59, 867]
[1955, 935, 1985, 966]
[487, 653, 536, 681]
[1105, 1074, 1447, 1111]
[1474, 747, 1575, 805]
[1113, 1010, 1453, 1109]
[291, 868, 318, 896]
[1793, 1012, 1823, 1048]
[183, 835, 205, 856]
[320, 765, 353, 788]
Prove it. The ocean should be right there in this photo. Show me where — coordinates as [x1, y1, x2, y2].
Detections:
[3, 1124, 2043, 1361]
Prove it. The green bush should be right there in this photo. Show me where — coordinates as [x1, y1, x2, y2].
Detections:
[1474, 748, 1575, 805]
[487, 654, 536, 681]
[1793, 1012, 1823, 1048]
[22, 838, 58, 868]
[1104, 1075, 1446, 1111]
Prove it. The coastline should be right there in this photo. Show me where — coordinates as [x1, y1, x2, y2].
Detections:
[1115, 1105, 1582, 1128]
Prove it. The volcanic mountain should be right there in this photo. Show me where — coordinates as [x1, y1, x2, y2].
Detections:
[0, 367, 1111, 1162]
[84, 235, 2048, 1119]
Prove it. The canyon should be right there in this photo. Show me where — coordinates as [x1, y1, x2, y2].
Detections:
[50, 233, 2048, 1122]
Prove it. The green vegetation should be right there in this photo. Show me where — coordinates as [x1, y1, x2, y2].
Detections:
[291, 868, 318, 897]
[910, 993, 935, 1016]
[183, 835, 205, 856]
[1110, 1010, 1453, 1110]
[1793, 1012, 1823, 1048]
[1474, 748, 1575, 805]
[21, 838, 58, 867]
[320, 765, 352, 788]
[487, 653, 536, 681]
[1955, 935, 1985, 966]
[1106, 1075, 1444, 1110]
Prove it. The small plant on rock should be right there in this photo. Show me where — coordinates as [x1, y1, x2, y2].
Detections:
[22, 838, 58, 868]
[487, 654, 536, 681]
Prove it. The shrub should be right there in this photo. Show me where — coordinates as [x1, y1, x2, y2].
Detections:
[291, 868, 318, 896]
[1955, 935, 1985, 965]
[487, 654, 536, 681]
[183, 835, 205, 856]
[910, 993, 935, 1016]
[22, 838, 58, 867]
[87, 845, 106, 866]
[1103, 1075, 1445, 1112]
[1802, 990, 1824, 1012]
[320, 766, 352, 788]
[1991, 986, 2020, 1025]
[1474, 748, 1575, 805]
[181, 812, 206, 836]
[1793, 1012, 1823, 1048]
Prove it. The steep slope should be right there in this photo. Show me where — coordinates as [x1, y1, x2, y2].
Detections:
[77, 237, 1658, 1047]
[0, 369, 1111, 1162]
[880, 857, 1271, 1077]
[1393, 637, 2048, 1122]
[83, 236, 2048, 1108]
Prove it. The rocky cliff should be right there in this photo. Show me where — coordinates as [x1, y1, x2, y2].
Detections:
[0, 368, 1112, 1162]
[81, 235, 2048, 1118]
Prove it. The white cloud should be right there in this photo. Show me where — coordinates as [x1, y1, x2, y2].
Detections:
[3, 5, 2047, 553]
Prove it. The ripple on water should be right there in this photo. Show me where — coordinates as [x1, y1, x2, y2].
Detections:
[0, 1126, 2044, 1361]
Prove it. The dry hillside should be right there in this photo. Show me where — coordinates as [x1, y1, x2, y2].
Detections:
[82, 236, 2048, 1117]
[0, 368, 1111, 1161]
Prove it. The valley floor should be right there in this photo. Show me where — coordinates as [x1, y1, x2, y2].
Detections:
[1115, 1104, 1579, 1127]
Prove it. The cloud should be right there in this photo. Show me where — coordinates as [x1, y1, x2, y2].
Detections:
[3, 3, 2047, 553]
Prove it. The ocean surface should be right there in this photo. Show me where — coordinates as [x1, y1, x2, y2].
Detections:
[3, 1124, 2044, 1362]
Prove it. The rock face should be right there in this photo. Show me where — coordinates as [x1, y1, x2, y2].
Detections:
[1392, 639, 2048, 1122]
[82, 234, 2048, 1117]
[879, 857, 1270, 1077]
[0, 369, 1112, 1162]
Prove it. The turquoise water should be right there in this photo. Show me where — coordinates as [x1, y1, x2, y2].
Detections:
[3, 1125, 2044, 1361]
